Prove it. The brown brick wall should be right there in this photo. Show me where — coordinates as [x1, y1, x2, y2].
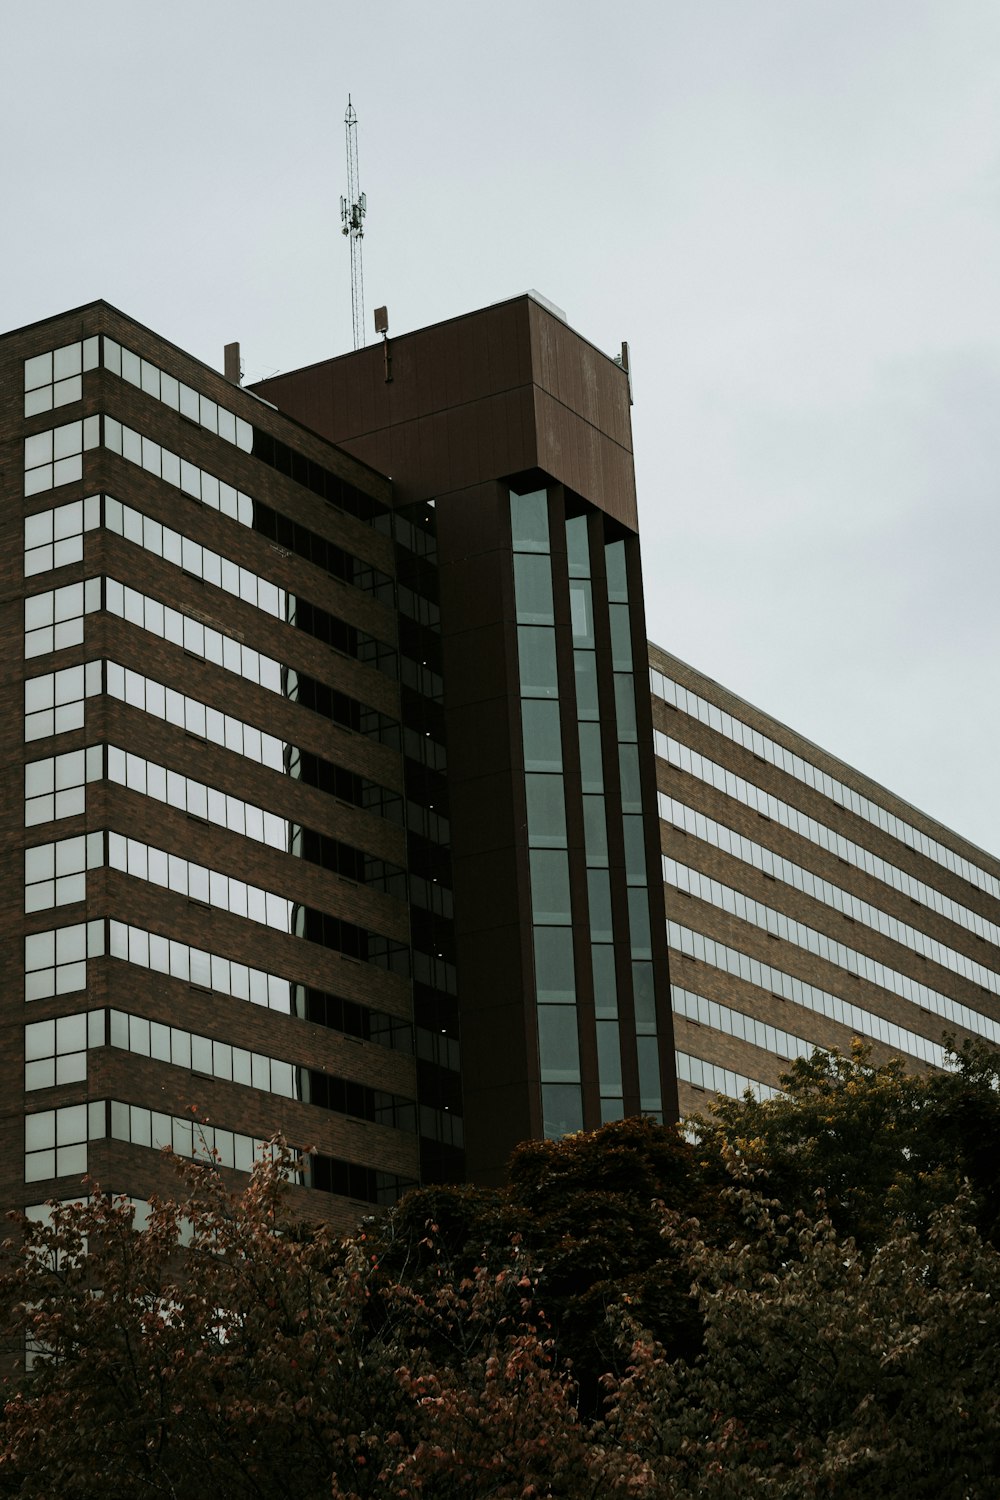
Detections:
[2, 303, 419, 1229]
[651, 643, 1000, 1116]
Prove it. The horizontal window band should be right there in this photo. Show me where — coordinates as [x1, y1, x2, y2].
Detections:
[651, 667, 1000, 905]
[655, 729, 1000, 956]
[660, 795, 1000, 997]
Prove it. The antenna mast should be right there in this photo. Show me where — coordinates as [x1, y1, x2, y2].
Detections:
[340, 96, 367, 351]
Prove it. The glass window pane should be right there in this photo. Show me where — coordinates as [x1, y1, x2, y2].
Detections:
[631, 961, 654, 1025]
[26, 930, 56, 971]
[53, 376, 81, 407]
[121, 349, 141, 386]
[25, 353, 52, 391]
[56, 1102, 87, 1145]
[518, 627, 558, 699]
[25, 1111, 56, 1152]
[637, 1035, 661, 1113]
[24, 511, 53, 549]
[533, 927, 575, 1003]
[513, 554, 554, 625]
[25, 1148, 55, 1182]
[569, 580, 594, 646]
[521, 699, 562, 772]
[578, 721, 603, 791]
[25, 1020, 55, 1061]
[618, 744, 642, 812]
[593, 945, 618, 1017]
[627, 888, 652, 959]
[53, 343, 82, 380]
[529, 849, 571, 925]
[574, 651, 599, 720]
[623, 815, 646, 885]
[614, 674, 638, 741]
[26, 431, 54, 468]
[56, 1142, 87, 1176]
[583, 796, 608, 866]
[509, 490, 549, 553]
[605, 539, 628, 602]
[587, 868, 614, 943]
[53, 423, 80, 462]
[141, 359, 160, 398]
[525, 774, 566, 848]
[25, 1060, 55, 1091]
[541, 1083, 583, 1140]
[24, 388, 52, 419]
[565, 514, 590, 577]
[537, 1006, 580, 1082]
[597, 1020, 623, 1091]
[609, 604, 633, 670]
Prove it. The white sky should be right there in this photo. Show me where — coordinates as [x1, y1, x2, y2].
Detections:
[6, 1, 1000, 856]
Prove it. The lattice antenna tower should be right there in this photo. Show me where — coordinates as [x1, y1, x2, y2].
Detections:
[340, 96, 367, 351]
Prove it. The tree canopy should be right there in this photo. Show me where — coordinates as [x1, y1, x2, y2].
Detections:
[2, 1040, 998, 1498]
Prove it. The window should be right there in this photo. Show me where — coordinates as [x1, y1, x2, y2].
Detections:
[24, 662, 101, 742]
[25, 1012, 103, 1091]
[25, 746, 102, 826]
[24, 339, 99, 417]
[105, 660, 284, 770]
[25, 921, 104, 1001]
[105, 577, 282, 693]
[103, 337, 253, 452]
[651, 667, 1000, 902]
[24, 496, 100, 576]
[109, 918, 290, 1012]
[24, 580, 101, 658]
[24, 833, 103, 912]
[25, 1101, 105, 1183]
[24, 417, 100, 496]
[105, 495, 286, 619]
[675, 1051, 776, 1104]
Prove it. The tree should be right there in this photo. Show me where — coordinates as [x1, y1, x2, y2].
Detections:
[0, 1149, 591, 1500]
[367, 1117, 718, 1413]
[592, 1192, 1000, 1499]
[691, 1038, 1000, 1251]
[4, 1048, 1000, 1498]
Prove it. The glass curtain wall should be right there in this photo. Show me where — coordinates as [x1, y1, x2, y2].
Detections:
[512, 489, 664, 1137]
[605, 539, 662, 1120]
[568, 516, 623, 1122]
[512, 489, 581, 1137]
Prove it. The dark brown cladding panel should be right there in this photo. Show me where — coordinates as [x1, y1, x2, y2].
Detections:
[252, 296, 637, 528]
[434, 479, 541, 1181]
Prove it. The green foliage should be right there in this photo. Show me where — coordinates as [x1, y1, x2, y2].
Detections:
[593, 1193, 1000, 1498]
[503, 1118, 715, 1401]
[691, 1038, 1000, 1250]
[0, 1150, 591, 1499]
[2, 1044, 999, 1497]
[366, 1118, 713, 1413]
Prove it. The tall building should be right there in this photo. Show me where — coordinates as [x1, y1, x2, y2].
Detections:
[3, 291, 998, 1233]
[652, 646, 1000, 1115]
[2, 293, 673, 1230]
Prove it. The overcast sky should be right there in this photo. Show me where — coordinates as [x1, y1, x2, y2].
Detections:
[6, 1, 1000, 856]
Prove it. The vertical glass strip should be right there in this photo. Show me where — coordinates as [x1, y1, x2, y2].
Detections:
[512, 491, 582, 1137]
[606, 533, 661, 1120]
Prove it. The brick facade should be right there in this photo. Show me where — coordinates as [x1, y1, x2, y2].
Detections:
[651, 643, 1000, 1117]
